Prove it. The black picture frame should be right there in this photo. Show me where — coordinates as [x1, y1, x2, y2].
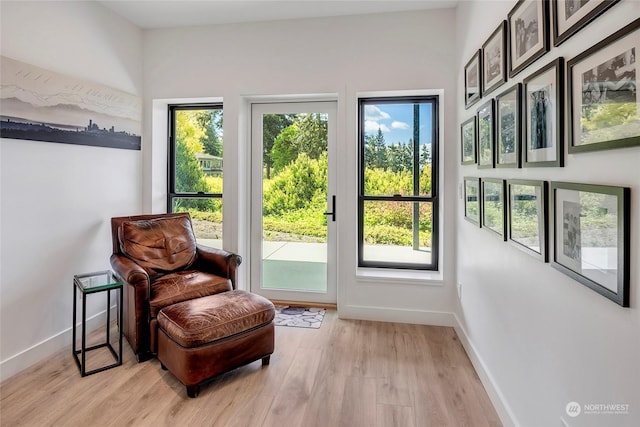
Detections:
[496, 83, 522, 168]
[481, 178, 507, 240]
[552, 0, 620, 47]
[482, 21, 508, 97]
[477, 99, 495, 169]
[507, 179, 548, 261]
[465, 50, 482, 109]
[523, 57, 564, 167]
[508, 0, 550, 78]
[567, 18, 640, 154]
[464, 177, 481, 226]
[461, 116, 477, 165]
[550, 182, 630, 307]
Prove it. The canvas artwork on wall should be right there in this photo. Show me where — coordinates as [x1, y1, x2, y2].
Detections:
[0, 56, 141, 150]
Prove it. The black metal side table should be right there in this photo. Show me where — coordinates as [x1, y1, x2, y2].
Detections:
[72, 270, 123, 376]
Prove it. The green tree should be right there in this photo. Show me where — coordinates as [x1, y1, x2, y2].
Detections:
[271, 123, 299, 174]
[294, 113, 327, 160]
[365, 128, 388, 169]
[195, 110, 223, 157]
[263, 114, 295, 179]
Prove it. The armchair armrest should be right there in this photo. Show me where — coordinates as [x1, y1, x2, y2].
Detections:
[194, 244, 242, 289]
[110, 254, 150, 292]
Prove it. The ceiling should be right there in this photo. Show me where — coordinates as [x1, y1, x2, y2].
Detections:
[97, 0, 458, 29]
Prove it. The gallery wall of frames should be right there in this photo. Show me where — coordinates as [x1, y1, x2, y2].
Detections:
[460, 0, 638, 307]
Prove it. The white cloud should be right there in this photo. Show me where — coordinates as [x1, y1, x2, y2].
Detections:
[364, 105, 390, 121]
[364, 120, 390, 133]
[391, 121, 409, 130]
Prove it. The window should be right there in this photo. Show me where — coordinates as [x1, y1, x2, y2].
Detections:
[168, 104, 223, 248]
[358, 96, 439, 270]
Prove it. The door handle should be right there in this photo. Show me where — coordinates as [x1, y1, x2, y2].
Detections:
[324, 195, 336, 222]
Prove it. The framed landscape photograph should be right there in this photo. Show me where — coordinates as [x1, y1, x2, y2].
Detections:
[477, 99, 495, 169]
[482, 21, 508, 96]
[464, 177, 481, 226]
[465, 50, 482, 109]
[508, 0, 550, 77]
[550, 182, 630, 307]
[496, 83, 522, 168]
[481, 178, 507, 240]
[567, 18, 640, 153]
[553, 0, 620, 46]
[507, 179, 548, 261]
[461, 116, 477, 165]
[523, 58, 564, 167]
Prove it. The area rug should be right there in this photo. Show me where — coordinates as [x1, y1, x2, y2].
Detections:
[274, 306, 325, 329]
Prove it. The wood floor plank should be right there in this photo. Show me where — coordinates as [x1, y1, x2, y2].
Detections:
[339, 376, 378, 427]
[377, 404, 416, 427]
[0, 311, 502, 427]
[261, 346, 322, 427]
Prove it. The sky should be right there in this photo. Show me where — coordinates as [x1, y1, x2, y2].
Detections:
[364, 103, 433, 146]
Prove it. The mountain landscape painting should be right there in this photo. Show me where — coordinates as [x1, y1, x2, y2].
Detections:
[0, 56, 141, 150]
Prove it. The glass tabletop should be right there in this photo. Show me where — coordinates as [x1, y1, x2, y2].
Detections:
[74, 270, 122, 293]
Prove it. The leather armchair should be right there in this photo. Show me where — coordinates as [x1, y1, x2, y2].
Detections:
[110, 213, 242, 362]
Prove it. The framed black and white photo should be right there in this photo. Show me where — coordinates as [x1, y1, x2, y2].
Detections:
[481, 178, 507, 240]
[523, 58, 564, 167]
[482, 21, 508, 96]
[465, 50, 482, 109]
[507, 179, 548, 261]
[508, 0, 550, 77]
[550, 182, 630, 307]
[553, 0, 620, 46]
[496, 83, 522, 168]
[464, 177, 481, 226]
[461, 116, 477, 165]
[477, 99, 495, 169]
[567, 18, 640, 153]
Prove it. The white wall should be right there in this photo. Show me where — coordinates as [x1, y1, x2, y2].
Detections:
[455, 1, 640, 426]
[143, 10, 459, 324]
[0, 1, 143, 380]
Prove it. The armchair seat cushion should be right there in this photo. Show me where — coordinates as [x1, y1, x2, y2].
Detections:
[150, 270, 232, 318]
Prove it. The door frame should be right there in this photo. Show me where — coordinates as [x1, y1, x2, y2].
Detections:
[249, 99, 338, 304]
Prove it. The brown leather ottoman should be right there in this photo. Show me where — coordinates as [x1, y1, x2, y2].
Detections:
[157, 289, 275, 398]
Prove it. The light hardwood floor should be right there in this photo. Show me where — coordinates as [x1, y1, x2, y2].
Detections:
[0, 311, 501, 426]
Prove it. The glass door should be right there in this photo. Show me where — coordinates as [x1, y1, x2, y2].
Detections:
[250, 101, 337, 304]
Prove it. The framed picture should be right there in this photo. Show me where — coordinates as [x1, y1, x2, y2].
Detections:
[508, 0, 550, 77]
[465, 50, 482, 109]
[523, 58, 564, 167]
[461, 116, 477, 165]
[496, 83, 522, 168]
[552, 0, 620, 47]
[477, 99, 495, 169]
[550, 182, 630, 307]
[464, 177, 481, 226]
[507, 179, 548, 261]
[482, 21, 508, 96]
[481, 178, 507, 240]
[567, 18, 640, 153]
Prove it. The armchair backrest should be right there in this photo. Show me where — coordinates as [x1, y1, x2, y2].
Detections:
[111, 213, 197, 276]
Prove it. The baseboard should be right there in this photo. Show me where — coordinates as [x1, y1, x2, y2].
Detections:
[0, 308, 112, 383]
[338, 304, 457, 327]
[453, 313, 518, 427]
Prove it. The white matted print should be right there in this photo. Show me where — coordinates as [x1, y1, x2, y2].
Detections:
[509, 0, 549, 77]
[524, 58, 564, 167]
[551, 182, 630, 307]
[568, 19, 640, 153]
